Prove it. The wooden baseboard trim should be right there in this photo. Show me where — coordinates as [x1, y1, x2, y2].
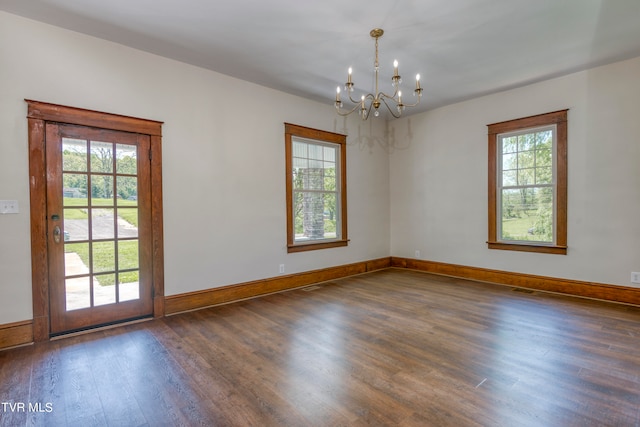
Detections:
[165, 257, 391, 315]
[0, 320, 34, 351]
[6, 256, 633, 349]
[391, 257, 640, 306]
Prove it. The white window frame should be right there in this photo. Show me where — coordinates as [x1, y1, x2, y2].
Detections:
[496, 124, 557, 245]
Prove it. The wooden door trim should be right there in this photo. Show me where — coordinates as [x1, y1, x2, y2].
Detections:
[26, 100, 165, 341]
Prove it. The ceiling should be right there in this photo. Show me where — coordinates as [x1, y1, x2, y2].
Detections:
[2, 0, 640, 117]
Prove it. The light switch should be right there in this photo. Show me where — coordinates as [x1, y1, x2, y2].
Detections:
[0, 200, 19, 214]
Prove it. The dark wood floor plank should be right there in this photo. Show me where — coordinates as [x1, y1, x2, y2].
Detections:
[81, 329, 149, 427]
[0, 346, 34, 427]
[2, 269, 640, 426]
[25, 341, 67, 427]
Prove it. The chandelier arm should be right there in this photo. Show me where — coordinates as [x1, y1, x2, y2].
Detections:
[336, 103, 362, 117]
[401, 96, 422, 108]
[380, 97, 402, 119]
[346, 92, 374, 105]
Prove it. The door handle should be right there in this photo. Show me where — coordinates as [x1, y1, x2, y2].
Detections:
[53, 226, 61, 243]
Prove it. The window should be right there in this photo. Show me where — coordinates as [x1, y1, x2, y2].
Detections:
[487, 110, 567, 254]
[285, 123, 347, 253]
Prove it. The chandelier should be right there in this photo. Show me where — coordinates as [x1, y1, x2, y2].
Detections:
[335, 28, 423, 120]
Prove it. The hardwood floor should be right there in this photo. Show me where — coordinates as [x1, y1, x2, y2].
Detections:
[2, 269, 640, 426]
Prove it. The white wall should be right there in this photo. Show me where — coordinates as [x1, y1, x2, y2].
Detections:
[389, 56, 640, 287]
[0, 12, 390, 324]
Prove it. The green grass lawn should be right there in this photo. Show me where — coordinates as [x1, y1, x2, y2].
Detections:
[66, 241, 139, 287]
[502, 215, 548, 242]
[64, 197, 138, 227]
[501, 215, 546, 242]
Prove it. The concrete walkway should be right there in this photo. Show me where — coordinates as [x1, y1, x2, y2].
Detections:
[65, 252, 139, 311]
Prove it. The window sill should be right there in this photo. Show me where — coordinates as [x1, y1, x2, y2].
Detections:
[487, 241, 567, 255]
[287, 239, 349, 253]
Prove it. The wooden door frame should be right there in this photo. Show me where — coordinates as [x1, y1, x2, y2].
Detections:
[26, 100, 165, 341]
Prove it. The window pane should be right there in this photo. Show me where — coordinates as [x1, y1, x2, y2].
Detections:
[324, 167, 336, 188]
[62, 138, 88, 172]
[293, 141, 307, 157]
[502, 170, 517, 187]
[323, 193, 338, 239]
[66, 276, 91, 311]
[501, 187, 553, 243]
[117, 208, 139, 238]
[117, 176, 138, 206]
[308, 144, 323, 160]
[91, 175, 114, 206]
[535, 166, 553, 184]
[90, 141, 114, 173]
[536, 147, 552, 167]
[119, 270, 140, 302]
[502, 136, 517, 154]
[115, 143, 137, 174]
[293, 191, 337, 242]
[502, 153, 517, 170]
[92, 208, 115, 240]
[118, 240, 139, 270]
[64, 209, 88, 242]
[517, 168, 535, 186]
[324, 146, 336, 162]
[304, 168, 324, 190]
[518, 134, 535, 151]
[94, 274, 116, 306]
[63, 173, 88, 205]
[65, 242, 89, 277]
[93, 241, 115, 273]
[536, 130, 553, 148]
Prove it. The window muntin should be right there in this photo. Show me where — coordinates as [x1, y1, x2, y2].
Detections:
[487, 110, 567, 255]
[285, 123, 347, 253]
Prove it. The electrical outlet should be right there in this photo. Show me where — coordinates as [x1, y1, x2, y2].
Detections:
[279, 264, 285, 274]
[631, 272, 640, 284]
[415, 250, 421, 259]
[0, 200, 19, 214]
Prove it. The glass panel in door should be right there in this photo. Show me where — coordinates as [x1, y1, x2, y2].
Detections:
[61, 136, 142, 311]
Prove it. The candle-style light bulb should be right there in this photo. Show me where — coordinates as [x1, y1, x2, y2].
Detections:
[393, 60, 399, 76]
[345, 67, 354, 93]
[336, 86, 341, 102]
[398, 90, 402, 103]
[416, 73, 421, 89]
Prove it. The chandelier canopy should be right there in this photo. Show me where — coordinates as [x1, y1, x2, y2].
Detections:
[335, 28, 422, 120]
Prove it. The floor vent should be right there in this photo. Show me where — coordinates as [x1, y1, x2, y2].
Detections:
[512, 288, 535, 294]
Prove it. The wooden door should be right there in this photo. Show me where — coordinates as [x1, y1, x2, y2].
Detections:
[46, 123, 153, 334]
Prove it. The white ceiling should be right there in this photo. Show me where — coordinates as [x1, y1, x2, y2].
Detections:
[2, 0, 640, 116]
